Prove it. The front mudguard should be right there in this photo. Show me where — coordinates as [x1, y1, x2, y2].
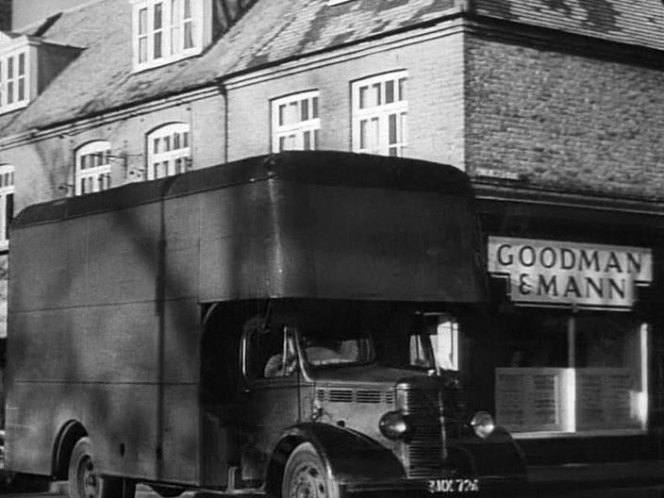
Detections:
[448, 427, 527, 480]
[265, 422, 404, 495]
[266, 423, 526, 496]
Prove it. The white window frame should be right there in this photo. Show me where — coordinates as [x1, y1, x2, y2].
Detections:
[0, 164, 14, 250]
[271, 91, 320, 152]
[130, 0, 203, 71]
[146, 123, 191, 181]
[75, 141, 112, 196]
[352, 71, 408, 157]
[0, 47, 29, 114]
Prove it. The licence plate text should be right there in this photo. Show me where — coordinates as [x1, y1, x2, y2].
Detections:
[428, 478, 480, 493]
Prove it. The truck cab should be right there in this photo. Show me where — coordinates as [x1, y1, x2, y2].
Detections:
[201, 298, 525, 498]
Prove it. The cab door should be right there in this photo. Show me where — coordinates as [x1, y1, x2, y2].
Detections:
[239, 321, 304, 480]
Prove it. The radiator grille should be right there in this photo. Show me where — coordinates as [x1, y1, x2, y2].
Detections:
[403, 388, 444, 478]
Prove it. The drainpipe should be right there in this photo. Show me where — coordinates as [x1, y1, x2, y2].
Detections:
[217, 80, 229, 164]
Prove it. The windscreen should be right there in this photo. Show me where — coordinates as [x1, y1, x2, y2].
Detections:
[275, 300, 457, 372]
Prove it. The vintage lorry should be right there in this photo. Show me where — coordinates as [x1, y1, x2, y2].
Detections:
[5, 151, 525, 498]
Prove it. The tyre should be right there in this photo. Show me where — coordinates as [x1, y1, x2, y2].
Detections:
[282, 443, 340, 498]
[68, 437, 135, 498]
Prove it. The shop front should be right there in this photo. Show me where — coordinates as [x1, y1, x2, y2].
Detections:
[468, 182, 664, 495]
[488, 237, 650, 436]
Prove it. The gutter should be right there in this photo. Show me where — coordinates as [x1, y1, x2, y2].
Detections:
[472, 179, 664, 218]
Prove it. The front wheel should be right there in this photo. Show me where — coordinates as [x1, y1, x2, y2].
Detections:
[68, 437, 134, 498]
[282, 443, 340, 498]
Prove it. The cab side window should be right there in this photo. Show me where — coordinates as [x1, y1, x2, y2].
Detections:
[243, 318, 296, 380]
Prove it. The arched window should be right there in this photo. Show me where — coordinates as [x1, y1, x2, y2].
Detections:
[271, 91, 320, 152]
[75, 141, 112, 196]
[0, 164, 14, 249]
[146, 123, 191, 180]
[352, 71, 408, 157]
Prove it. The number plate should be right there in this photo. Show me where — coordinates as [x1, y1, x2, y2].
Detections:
[427, 478, 480, 493]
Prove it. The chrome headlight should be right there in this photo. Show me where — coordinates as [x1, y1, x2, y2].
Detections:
[379, 411, 410, 440]
[470, 411, 495, 439]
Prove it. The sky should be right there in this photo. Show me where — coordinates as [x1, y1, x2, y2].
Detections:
[13, 0, 89, 29]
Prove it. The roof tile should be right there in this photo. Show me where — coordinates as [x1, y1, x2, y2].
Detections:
[473, 0, 664, 50]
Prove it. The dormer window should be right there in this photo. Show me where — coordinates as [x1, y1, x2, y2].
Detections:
[0, 32, 81, 115]
[130, 0, 206, 71]
[0, 34, 31, 114]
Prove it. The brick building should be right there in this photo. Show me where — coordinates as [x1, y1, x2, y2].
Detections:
[0, 0, 663, 495]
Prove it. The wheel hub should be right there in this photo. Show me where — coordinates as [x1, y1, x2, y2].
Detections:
[292, 465, 326, 498]
[79, 456, 98, 498]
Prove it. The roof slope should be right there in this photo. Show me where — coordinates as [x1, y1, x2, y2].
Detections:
[473, 0, 664, 51]
[1, 0, 457, 136]
[4, 0, 663, 137]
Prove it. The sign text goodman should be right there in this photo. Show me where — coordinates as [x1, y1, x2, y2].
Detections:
[487, 237, 652, 309]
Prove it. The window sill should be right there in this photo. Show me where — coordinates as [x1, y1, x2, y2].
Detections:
[0, 100, 29, 115]
[132, 49, 202, 73]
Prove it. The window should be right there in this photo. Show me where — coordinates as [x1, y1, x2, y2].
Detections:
[432, 317, 459, 371]
[147, 123, 191, 180]
[271, 91, 320, 152]
[75, 141, 112, 196]
[0, 165, 14, 249]
[131, 0, 203, 70]
[0, 49, 29, 113]
[242, 316, 298, 381]
[352, 71, 408, 157]
[494, 311, 648, 435]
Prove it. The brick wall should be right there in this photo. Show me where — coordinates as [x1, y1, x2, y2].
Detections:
[465, 33, 664, 199]
[228, 26, 467, 170]
[3, 92, 226, 211]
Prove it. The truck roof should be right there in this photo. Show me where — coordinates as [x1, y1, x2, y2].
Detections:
[13, 151, 472, 229]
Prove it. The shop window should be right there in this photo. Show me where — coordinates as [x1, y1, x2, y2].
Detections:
[131, 0, 203, 71]
[0, 164, 14, 250]
[271, 91, 320, 152]
[352, 71, 408, 157]
[486, 236, 653, 436]
[146, 123, 191, 180]
[75, 141, 112, 196]
[494, 310, 648, 435]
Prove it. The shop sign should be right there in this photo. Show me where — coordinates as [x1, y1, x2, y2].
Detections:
[487, 237, 652, 309]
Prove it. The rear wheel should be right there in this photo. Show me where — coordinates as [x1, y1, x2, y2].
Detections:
[282, 443, 340, 498]
[68, 437, 134, 498]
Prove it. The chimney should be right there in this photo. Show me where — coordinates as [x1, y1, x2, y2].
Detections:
[0, 0, 11, 31]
